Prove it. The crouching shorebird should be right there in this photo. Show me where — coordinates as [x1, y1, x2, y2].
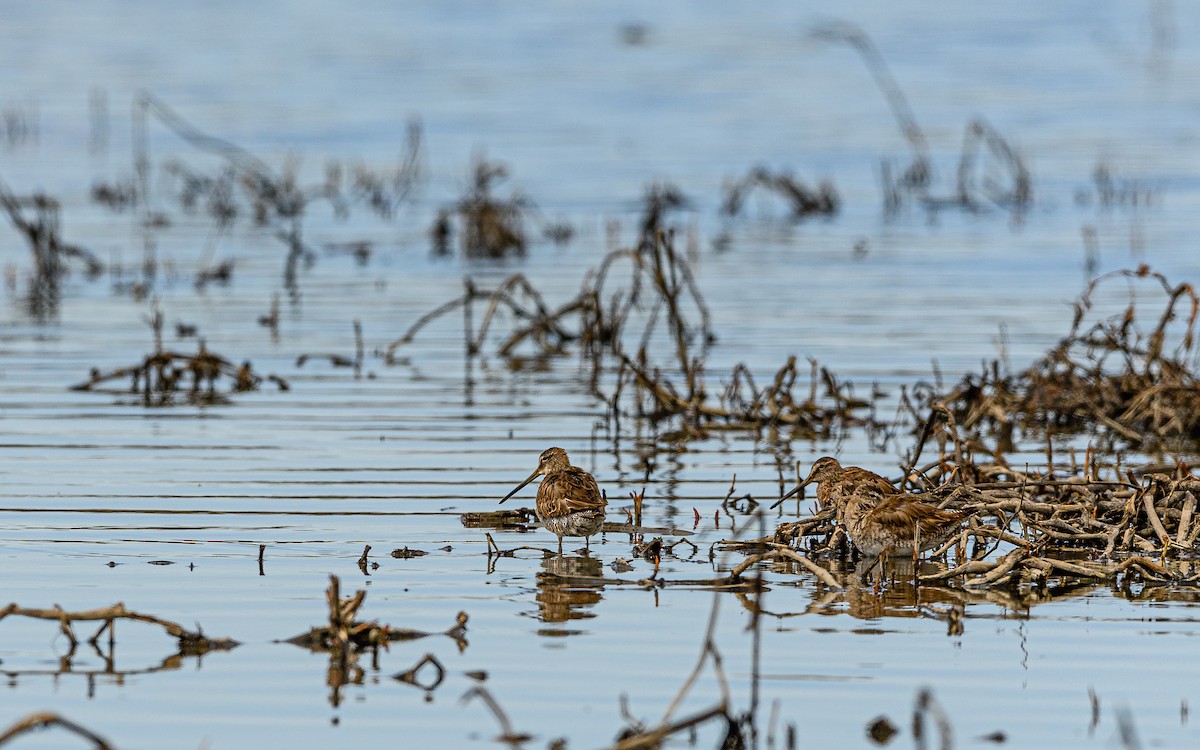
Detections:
[780, 456, 967, 571]
[500, 447, 607, 554]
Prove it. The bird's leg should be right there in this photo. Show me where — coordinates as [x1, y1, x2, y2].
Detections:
[875, 546, 895, 594]
[861, 553, 883, 588]
[557, 536, 564, 556]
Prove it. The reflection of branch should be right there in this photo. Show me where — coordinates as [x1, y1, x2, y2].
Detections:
[392, 652, 446, 691]
[611, 518, 768, 749]
[912, 688, 954, 750]
[462, 686, 533, 747]
[0, 712, 115, 749]
[3, 648, 225, 688]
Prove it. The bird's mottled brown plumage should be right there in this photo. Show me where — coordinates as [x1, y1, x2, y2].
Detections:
[787, 456, 966, 557]
[500, 447, 607, 553]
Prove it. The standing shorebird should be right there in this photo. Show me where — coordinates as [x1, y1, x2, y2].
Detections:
[500, 447, 607, 554]
[780, 456, 966, 564]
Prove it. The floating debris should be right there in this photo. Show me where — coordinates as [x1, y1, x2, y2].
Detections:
[279, 577, 465, 707]
[392, 652, 445, 692]
[72, 339, 287, 406]
[0, 601, 238, 658]
[282, 576, 468, 653]
[71, 302, 288, 406]
[118, 92, 424, 295]
[390, 547, 429, 559]
[866, 715, 898, 745]
[460, 507, 538, 529]
[610, 558, 635, 573]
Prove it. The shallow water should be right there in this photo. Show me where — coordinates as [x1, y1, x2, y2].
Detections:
[3, 2, 1200, 748]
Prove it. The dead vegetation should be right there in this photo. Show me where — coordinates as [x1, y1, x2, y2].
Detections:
[746, 460, 1200, 591]
[283, 575, 468, 654]
[721, 166, 839, 220]
[70, 302, 288, 405]
[89, 91, 427, 295]
[0, 600, 237, 691]
[1078, 161, 1160, 208]
[433, 156, 530, 258]
[390, 188, 882, 445]
[720, 273, 1200, 588]
[281, 575, 467, 707]
[0, 712, 116, 750]
[810, 21, 1031, 219]
[390, 203, 711, 364]
[934, 265, 1200, 451]
[0, 180, 102, 319]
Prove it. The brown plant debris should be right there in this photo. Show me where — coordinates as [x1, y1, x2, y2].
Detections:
[736, 450, 1200, 590]
[283, 575, 468, 653]
[0, 601, 238, 657]
[935, 266, 1200, 450]
[721, 166, 839, 219]
[462, 686, 535, 746]
[123, 92, 424, 292]
[433, 156, 529, 258]
[810, 21, 1029, 218]
[71, 339, 287, 405]
[388, 219, 713, 369]
[282, 576, 468, 707]
[612, 352, 884, 442]
[71, 302, 288, 405]
[0, 712, 116, 750]
[391, 187, 879, 442]
[0, 180, 103, 319]
[390, 547, 429, 559]
[392, 652, 446, 691]
[1080, 161, 1159, 208]
[296, 320, 366, 377]
[866, 715, 899, 745]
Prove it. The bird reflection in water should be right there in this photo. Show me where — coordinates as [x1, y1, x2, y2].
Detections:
[533, 554, 606, 634]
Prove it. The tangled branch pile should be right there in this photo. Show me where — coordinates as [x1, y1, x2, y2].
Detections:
[744, 449, 1200, 591]
[936, 266, 1200, 452]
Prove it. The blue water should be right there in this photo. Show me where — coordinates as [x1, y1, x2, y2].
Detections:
[2, 2, 1200, 748]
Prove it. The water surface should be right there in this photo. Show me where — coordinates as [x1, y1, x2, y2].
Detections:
[2, 2, 1200, 748]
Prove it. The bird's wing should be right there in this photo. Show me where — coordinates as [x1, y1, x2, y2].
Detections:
[539, 468, 606, 515]
[865, 496, 966, 538]
[840, 468, 903, 500]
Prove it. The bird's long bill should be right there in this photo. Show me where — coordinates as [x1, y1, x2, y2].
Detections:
[770, 477, 812, 509]
[499, 469, 540, 504]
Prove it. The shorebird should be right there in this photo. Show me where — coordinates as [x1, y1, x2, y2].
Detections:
[500, 447, 607, 554]
[780, 456, 966, 562]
